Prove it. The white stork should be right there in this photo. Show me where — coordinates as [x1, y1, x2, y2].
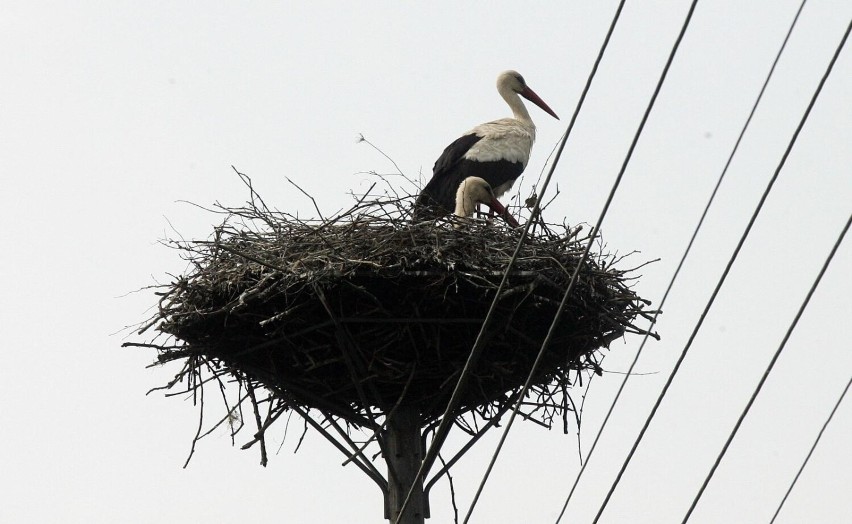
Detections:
[453, 176, 519, 227]
[414, 70, 559, 225]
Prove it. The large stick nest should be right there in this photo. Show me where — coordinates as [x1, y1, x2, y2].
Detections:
[134, 180, 657, 431]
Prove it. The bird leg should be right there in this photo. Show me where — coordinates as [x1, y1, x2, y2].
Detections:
[478, 203, 496, 223]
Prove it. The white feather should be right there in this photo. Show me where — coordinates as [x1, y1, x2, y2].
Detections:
[463, 118, 536, 166]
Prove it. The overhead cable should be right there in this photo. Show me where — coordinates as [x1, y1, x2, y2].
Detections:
[463, 2, 700, 522]
[555, 1, 808, 520]
[770, 373, 852, 523]
[594, 15, 852, 524]
[684, 212, 850, 522]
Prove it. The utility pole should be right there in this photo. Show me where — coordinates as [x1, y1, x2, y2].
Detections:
[384, 405, 426, 524]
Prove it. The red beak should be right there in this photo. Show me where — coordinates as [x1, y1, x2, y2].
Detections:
[487, 197, 520, 228]
[521, 86, 559, 120]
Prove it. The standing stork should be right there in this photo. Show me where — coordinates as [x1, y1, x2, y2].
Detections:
[413, 70, 559, 225]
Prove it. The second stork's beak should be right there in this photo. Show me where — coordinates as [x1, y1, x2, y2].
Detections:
[487, 197, 520, 228]
[520, 86, 559, 120]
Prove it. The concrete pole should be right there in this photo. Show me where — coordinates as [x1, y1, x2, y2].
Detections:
[384, 405, 426, 524]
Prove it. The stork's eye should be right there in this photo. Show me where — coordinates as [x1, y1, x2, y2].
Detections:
[515, 74, 525, 86]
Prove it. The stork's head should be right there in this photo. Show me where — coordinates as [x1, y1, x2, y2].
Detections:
[454, 177, 520, 228]
[497, 70, 559, 120]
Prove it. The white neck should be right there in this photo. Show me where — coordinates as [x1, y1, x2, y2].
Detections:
[454, 177, 491, 218]
[454, 191, 476, 218]
[498, 84, 532, 124]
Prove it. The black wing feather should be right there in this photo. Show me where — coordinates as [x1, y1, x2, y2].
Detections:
[432, 133, 482, 177]
[413, 133, 482, 219]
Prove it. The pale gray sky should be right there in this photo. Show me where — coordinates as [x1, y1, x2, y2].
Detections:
[1, 2, 850, 523]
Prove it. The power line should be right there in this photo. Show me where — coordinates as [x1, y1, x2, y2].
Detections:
[462, 2, 699, 522]
[770, 373, 852, 523]
[392, 3, 628, 520]
[683, 212, 851, 522]
[554, 1, 808, 520]
[593, 15, 851, 523]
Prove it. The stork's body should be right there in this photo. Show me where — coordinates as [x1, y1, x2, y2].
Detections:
[414, 70, 558, 223]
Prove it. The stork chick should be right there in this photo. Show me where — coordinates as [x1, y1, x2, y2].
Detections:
[453, 177, 519, 227]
